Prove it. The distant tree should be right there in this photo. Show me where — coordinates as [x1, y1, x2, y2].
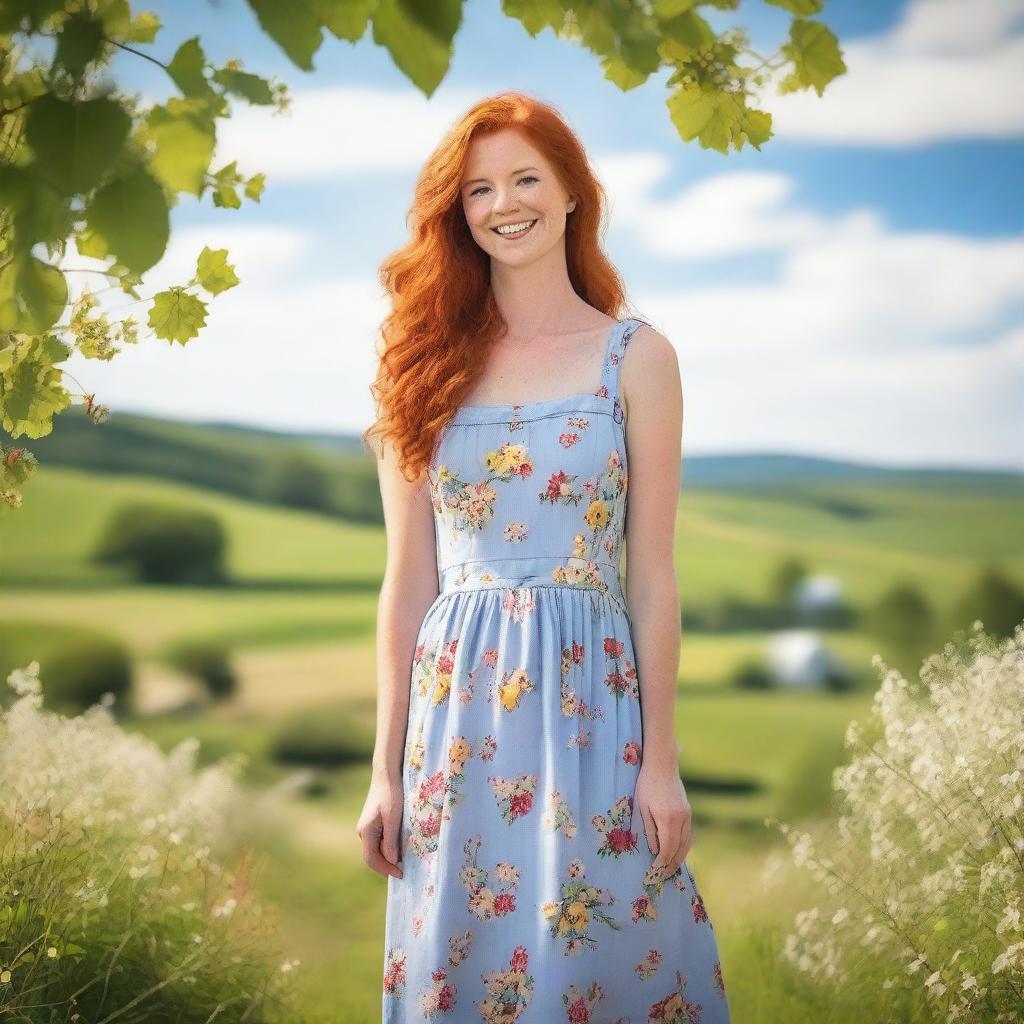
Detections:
[92, 501, 228, 584]
[1, 0, 846, 509]
[866, 582, 935, 655]
[950, 565, 1024, 641]
[261, 451, 333, 512]
[771, 555, 808, 605]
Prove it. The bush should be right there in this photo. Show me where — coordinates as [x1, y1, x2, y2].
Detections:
[259, 452, 333, 512]
[92, 502, 228, 584]
[0, 661, 300, 1022]
[951, 565, 1024, 641]
[768, 619, 1024, 1021]
[732, 657, 775, 690]
[164, 638, 238, 700]
[270, 704, 375, 768]
[0, 622, 131, 715]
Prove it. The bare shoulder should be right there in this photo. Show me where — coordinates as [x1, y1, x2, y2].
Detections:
[619, 321, 681, 421]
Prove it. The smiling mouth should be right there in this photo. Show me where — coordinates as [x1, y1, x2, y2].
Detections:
[492, 219, 538, 239]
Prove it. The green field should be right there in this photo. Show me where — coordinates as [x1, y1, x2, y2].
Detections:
[1, 457, 1021, 1022]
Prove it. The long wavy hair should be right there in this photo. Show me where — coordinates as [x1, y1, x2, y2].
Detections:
[362, 91, 636, 482]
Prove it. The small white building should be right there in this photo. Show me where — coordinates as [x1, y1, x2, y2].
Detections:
[766, 629, 846, 689]
[793, 574, 844, 614]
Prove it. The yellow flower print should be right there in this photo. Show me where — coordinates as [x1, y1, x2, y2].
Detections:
[432, 674, 451, 705]
[497, 668, 535, 711]
[484, 442, 534, 481]
[449, 736, 471, 773]
[564, 900, 589, 930]
[584, 498, 609, 531]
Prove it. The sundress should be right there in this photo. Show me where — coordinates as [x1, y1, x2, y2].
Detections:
[382, 318, 730, 1023]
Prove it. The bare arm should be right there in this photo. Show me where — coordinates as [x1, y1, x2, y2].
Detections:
[356, 434, 440, 879]
[620, 322, 695, 878]
[371, 437, 441, 779]
[621, 323, 684, 769]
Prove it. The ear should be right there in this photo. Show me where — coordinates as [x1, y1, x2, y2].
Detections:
[567, 198, 576, 213]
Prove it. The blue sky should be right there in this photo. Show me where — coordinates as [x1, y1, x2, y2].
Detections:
[65, 0, 1024, 471]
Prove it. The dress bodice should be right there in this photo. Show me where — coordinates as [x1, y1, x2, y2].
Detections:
[426, 318, 642, 610]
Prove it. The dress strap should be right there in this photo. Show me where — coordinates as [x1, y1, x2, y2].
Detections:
[599, 317, 642, 422]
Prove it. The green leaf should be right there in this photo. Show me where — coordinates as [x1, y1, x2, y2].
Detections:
[195, 246, 239, 295]
[500, 0, 564, 37]
[780, 19, 846, 97]
[0, 335, 71, 440]
[123, 11, 161, 43]
[371, 0, 454, 96]
[314, 0, 372, 40]
[148, 288, 208, 343]
[85, 168, 170, 273]
[25, 95, 131, 195]
[394, 0, 461, 42]
[0, 256, 68, 334]
[97, 0, 159, 41]
[211, 66, 275, 105]
[145, 100, 216, 195]
[167, 37, 215, 100]
[666, 80, 744, 154]
[763, 0, 824, 16]
[246, 0, 323, 71]
[53, 11, 104, 80]
[244, 173, 266, 201]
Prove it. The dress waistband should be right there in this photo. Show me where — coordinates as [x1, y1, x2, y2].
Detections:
[438, 555, 626, 611]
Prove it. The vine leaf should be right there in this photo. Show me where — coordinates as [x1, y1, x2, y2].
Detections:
[149, 288, 209, 344]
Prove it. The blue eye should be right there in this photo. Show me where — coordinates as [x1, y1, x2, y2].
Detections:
[469, 175, 538, 198]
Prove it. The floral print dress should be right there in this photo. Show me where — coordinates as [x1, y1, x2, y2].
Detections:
[383, 318, 730, 1023]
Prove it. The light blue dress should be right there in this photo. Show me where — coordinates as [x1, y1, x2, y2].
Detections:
[383, 318, 730, 1023]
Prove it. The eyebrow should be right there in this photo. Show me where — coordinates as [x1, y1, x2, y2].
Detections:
[463, 166, 540, 187]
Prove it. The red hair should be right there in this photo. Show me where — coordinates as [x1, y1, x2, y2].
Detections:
[362, 91, 635, 481]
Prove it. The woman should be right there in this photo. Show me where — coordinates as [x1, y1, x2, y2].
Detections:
[359, 92, 729, 1023]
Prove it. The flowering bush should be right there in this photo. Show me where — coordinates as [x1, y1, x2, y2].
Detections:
[0, 661, 299, 1022]
[768, 621, 1024, 1023]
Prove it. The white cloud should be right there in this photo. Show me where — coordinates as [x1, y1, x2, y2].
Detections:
[762, 0, 1024, 144]
[213, 84, 483, 180]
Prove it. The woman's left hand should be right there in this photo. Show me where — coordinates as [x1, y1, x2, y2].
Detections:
[633, 754, 694, 879]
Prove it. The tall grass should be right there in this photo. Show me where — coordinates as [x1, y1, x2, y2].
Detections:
[768, 621, 1024, 1023]
[0, 661, 300, 1023]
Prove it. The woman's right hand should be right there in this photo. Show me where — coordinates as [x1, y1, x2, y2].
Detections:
[356, 771, 405, 880]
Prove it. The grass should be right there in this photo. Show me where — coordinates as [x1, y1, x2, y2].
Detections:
[3, 461, 1021, 1022]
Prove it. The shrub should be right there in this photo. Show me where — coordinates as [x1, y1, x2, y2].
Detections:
[733, 657, 775, 690]
[270, 704, 375, 768]
[952, 566, 1024, 641]
[768, 620, 1024, 1022]
[165, 638, 238, 700]
[92, 502, 228, 584]
[0, 622, 131, 715]
[0, 661, 299, 1022]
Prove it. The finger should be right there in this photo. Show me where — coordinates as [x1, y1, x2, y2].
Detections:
[638, 802, 658, 855]
[382, 812, 404, 873]
[651, 812, 684, 877]
[360, 819, 403, 879]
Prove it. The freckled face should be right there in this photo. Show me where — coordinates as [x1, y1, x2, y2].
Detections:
[460, 128, 576, 267]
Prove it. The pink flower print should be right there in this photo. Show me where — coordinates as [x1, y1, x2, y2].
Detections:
[510, 945, 529, 973]
[604, 637, 624, 657]
[383, 946, 406, 996]
[559, 431, 582, 448]
[692, 891, 709, 925]
[623, 740, 641, 764]
[635, 948, 663, 980]
[483, 648, 499, 667]
[713, 960, 726, 996]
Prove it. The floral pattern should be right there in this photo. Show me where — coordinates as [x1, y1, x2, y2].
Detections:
[541, 857, 622, 955]
[460, 834, 521, 921]
[384, 318, 729, 1022]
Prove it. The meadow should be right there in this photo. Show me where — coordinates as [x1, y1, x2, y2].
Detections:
[1, 447, 1021, 1022]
